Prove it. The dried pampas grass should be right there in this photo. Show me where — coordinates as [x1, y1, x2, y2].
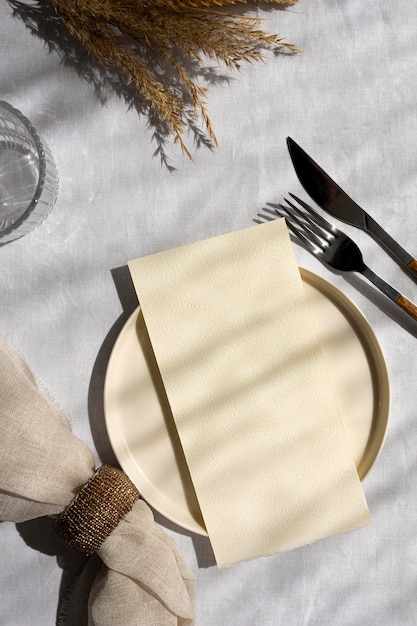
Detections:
[24, 1, 299, 157]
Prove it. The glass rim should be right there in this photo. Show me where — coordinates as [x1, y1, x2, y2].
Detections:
[0, 100, 51, 241]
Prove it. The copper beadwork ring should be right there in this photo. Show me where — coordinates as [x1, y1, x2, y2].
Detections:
[55, 464, 139, 555]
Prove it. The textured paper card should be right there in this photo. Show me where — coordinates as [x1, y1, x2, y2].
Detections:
[128, 220, 370, 567]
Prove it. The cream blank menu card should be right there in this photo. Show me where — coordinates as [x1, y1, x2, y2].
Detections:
[128, 219, 370, 567]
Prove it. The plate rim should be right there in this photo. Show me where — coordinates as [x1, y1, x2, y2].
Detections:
[299, 267, 390, 480]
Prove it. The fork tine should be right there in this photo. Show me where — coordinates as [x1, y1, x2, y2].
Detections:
[283, 198, 328, 241]
[274, 203, 322, 252]
[277, 200, 329, 250]
[279, 213, 318, 254]
[288, 193, 337, 234]
[282, 197, 334, 243]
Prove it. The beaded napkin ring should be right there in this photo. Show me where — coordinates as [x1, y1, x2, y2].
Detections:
[55, 464, 139, 555]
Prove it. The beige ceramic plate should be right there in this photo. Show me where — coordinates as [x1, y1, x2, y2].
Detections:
[104, 268, 390, 536]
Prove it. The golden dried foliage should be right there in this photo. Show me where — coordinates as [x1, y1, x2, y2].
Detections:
[48, 0, 298, 156]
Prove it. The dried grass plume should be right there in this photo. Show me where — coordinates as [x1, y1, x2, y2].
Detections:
[47, 0, 299, 156]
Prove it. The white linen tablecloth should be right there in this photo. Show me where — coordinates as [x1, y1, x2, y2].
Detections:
[1, 1, 417, 624]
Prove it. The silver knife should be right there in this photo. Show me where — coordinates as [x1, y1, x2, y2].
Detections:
[287, 137, 417, 280]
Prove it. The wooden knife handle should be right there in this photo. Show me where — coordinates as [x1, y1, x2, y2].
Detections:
[407, 258, 417, 277]
[395, 294, 417, 322]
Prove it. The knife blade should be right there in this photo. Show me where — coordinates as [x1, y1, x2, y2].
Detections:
[286, 136, 417, 280]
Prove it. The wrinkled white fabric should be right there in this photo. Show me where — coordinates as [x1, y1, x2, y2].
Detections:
[0, 343, 196, 625]
[0, 342, 95, 521]
[92, 503, 195, 626]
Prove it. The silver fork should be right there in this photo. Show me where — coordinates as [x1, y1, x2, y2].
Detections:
[274, 193, 417, 323]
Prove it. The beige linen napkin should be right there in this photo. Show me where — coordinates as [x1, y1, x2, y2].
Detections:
[128, 219, 370, 568]
[0, 342, 195, 626]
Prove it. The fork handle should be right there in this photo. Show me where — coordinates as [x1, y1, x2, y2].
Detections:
[395, 295, 417, 322]
[362, 266, 417, 322]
